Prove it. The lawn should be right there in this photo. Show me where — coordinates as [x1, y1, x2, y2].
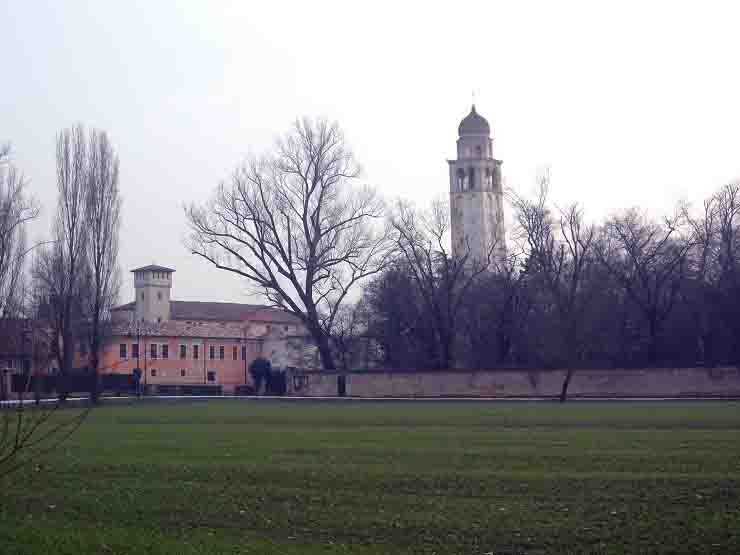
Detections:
[1, 400, 739, 554]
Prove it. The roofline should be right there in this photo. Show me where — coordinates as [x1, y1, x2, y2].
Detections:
[130, 266, 176, 273]
[110, 332, 265, 341]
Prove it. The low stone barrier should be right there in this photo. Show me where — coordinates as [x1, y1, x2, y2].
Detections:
[286, 367, 740, 398]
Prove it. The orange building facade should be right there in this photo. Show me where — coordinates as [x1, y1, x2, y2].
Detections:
[97, 265, 314, 392]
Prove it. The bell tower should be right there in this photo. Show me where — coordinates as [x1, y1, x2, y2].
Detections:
[132, 264, 175, 322]
[448, 105, 506, 266]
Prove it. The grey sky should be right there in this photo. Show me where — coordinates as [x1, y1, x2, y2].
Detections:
[3, 0, 739, 306]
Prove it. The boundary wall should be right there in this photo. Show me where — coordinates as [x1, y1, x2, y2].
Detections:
[286, 367, 740, 398]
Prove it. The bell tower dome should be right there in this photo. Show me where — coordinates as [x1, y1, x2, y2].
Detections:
[448, 105, 506, 266]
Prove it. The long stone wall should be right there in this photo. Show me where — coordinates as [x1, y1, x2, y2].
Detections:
[287, 367, 740, 398]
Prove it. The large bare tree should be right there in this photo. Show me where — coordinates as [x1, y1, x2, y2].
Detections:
[32, 126, 121, 400]
[186, 118, 394, 370]
[510, 177, 597, 401]
[82, 130, 121, 401]
[1, 143, 90, 479]
[682, 183, 740, 365]
[389, 197, 501, 369]
[596, 208, 693, 366]
[34, 127, 89, 398]
[0, 144, 39, 317]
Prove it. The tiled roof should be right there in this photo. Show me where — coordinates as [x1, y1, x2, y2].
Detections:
[112, 320, 245, 339]
[131, 264, 175, 273]
[170, 301, 265, 321]
[112, 300, 301, 325]
[249, 308, 304, 325]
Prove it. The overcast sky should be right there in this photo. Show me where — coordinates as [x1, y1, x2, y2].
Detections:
[3, 0, 739, 305]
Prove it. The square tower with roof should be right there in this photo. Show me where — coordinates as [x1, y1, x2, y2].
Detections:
[132, 264, 175, 322]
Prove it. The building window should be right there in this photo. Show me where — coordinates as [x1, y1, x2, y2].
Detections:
[161, 344, 169, 359]
[219, 346, 225, 360]
[180, 345, 187, 359]
[141, 292, 144, 300]
[119, 344, 127, 359]
[132, 343, 139, 359]
[157, 291, 162, 300]
[232, 346, 237, 360]
[209, 345, 215, 359]
[193, 345, 199, 360]
[241, 345, 246, 361]
[151, 368, 157, 377]
[284, 326, 289, 332]
[150, 343, 158, 359]
[180, 369, 186, 377]
[207, 371, 216, 382]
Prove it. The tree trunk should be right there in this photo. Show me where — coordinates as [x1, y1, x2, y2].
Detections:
[89, 301, 101, 404]
[59, 325, 73, 402]
[90, 352, 100, 404]
[647, 314, 658, 367]
[559, 368, 574, 403]
[438, 326, 454, 370]
[314, 330, 336, 371]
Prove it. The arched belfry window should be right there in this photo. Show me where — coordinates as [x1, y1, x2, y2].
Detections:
[468, 167, 475, 190]
[456, 168, 465, 190]
[485, 168, 493, 188]
[475, 145, 482, 158]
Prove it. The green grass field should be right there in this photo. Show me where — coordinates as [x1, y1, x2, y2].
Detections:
[1, 400, 739, 554]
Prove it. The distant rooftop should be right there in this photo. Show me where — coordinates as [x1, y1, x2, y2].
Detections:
[111, 300, 300, 325]
[131, 264, 175, 273]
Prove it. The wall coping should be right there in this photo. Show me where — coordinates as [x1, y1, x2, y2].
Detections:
[290, 366, 740, 376]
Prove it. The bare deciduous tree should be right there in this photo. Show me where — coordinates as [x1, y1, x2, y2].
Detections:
[0, 145, 39, 317]
[329, 302, 370, 371]
[33, 127, 89, 399]
[596, 208, 693, 366]
[458, 260, 530, 369]
[32, 126, 121, 400]
[1, 144, 89, 479]
[682, 183, 740, 365]
[186, 118, 394, 370]
[710, 183, 740, 363]
[389, 197, 500, 369]
[83, 130, 121, 402]
[510, 176, 596, 401]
